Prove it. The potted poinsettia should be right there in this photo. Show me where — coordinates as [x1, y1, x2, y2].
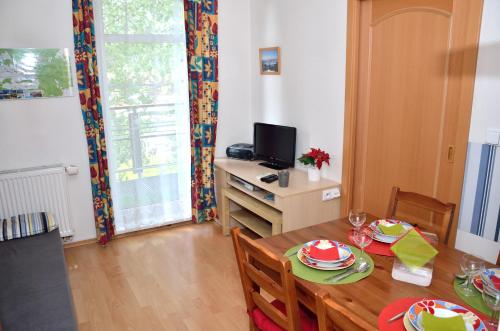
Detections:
[298, 148, 331, 181]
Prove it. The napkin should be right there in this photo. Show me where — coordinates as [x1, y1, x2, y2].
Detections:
[378, 223, 405, 236]
[390, 229, 438, 268]
[309, 240, 340, 260]
[421, 312, 466, 331]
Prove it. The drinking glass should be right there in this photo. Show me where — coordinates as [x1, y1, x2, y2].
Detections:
[353, 227, 373, 263]
[459, 254, 485, 297]
[349, 209, 366, 231]
[482, 281, 500, 330]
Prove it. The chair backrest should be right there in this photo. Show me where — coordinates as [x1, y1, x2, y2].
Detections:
[386, 186, 456, 244]
[231, 227, 301, 331]
[315, 291, 375, 331]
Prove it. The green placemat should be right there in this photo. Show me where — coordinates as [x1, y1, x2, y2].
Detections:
[453, 279, 492, 316]
[284, 244, 374, 285]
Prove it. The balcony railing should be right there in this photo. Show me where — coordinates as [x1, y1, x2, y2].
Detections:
[107, 102, 187, 177]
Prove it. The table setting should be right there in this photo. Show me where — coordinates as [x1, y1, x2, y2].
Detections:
[348, 212, 499, 331]
[378, 297, 489, 331]
[453, 261, 500, 330]
[264, 212, 499, 330]
[347, 210, 416, 256]
[347, 210, 441, 287]
[283, 238, 374, 285]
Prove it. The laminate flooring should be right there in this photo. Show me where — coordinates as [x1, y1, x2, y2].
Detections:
[65, 222, 248, 331]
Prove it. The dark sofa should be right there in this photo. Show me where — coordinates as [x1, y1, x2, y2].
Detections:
[0, 229, 77, 331]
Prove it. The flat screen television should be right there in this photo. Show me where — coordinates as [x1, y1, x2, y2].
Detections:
[253, 122, 296, 170]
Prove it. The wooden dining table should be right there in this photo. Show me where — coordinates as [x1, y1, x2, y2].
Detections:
[256, 214, 494, 328]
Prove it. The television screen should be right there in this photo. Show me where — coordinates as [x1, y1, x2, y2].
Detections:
[254, 123, 296, 169]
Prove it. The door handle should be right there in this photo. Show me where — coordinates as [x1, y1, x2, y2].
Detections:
[447, 145, 455, 163]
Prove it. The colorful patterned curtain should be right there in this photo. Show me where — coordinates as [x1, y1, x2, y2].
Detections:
[184, 0, 219, 223]
[72, 0, 115, 244]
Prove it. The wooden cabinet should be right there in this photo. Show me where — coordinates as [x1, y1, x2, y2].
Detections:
[215, 158, 341, 237]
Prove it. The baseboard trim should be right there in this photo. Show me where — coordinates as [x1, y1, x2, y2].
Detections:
[63, 238, 97, 249]
[115, 220, 193, 240]
[63, 220, 194, 249]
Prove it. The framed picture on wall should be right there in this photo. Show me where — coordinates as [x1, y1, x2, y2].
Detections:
[0, 48, 73, 100]
[259, 47, 281, 75]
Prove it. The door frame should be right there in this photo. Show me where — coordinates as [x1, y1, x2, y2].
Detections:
[340, 0, 484, 246]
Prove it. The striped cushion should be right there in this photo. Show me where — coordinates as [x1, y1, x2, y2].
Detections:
[0, 212, 58, 242]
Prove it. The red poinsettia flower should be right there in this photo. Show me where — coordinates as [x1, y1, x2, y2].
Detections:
[298, 148, 331, 170]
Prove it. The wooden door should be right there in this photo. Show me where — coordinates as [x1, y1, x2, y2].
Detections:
[342, 0, 483, 245]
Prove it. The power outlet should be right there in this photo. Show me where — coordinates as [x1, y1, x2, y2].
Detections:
[322, 188, 340, 201]
[486, 129, 500, 146]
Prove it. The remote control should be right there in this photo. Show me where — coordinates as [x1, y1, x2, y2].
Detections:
[260, 174, 278, 183]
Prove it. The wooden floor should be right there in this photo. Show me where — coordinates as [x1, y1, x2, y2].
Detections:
[64, 222, 248, 331]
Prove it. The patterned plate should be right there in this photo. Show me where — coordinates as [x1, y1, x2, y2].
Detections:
[403, 311, 417, 331]
[473, 268, 500, 293]
[297, 248, 356, 271]
[300, 240, 352, 263]
[408, 299, 486, 331]
[370, 219, 413, 237]
[369, 219, 413, 243]
[371, 231, 399, 244]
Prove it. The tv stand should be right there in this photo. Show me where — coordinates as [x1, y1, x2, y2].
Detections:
[215, 158, 341, 237]
[258, 161, 288, 170]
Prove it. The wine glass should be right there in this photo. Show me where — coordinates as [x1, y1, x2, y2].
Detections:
[349, 209, 366, 231]
[353, 227, 373, 263]
[459, 254, 485, 296]
[482, 280, 500, 330]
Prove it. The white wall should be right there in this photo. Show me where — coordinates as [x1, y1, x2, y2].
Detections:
[3, 0, 497, 254]
[249, 0, 348, 182]
[455, 0, 500, 263]
[468, 0, 500, 145]
[0, 0, 253, 242]
[217, 0, 253, 156]
[0, 0, 96, 242]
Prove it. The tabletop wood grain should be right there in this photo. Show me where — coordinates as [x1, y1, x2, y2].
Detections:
[256, 215, 493, 328]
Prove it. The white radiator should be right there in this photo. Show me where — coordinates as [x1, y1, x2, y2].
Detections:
[0, 165, 74, 238]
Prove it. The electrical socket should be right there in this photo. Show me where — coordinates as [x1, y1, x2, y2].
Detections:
[486, 129, 500, 146]
[322, 188, 340, 201]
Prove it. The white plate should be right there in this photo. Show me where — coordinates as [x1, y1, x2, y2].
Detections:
[305, 254, 355, 268]
[371, 231, 399, 244]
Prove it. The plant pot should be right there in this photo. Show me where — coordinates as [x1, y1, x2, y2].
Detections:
[308, 168, 320, 181]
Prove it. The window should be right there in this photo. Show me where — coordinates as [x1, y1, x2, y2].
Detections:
[95, 0, 191, 233]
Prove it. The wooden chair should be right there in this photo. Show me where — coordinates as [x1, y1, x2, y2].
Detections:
[386, 186, 456, 244]
[231, 227, 318, 331]
[315, 291, 375, 331]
